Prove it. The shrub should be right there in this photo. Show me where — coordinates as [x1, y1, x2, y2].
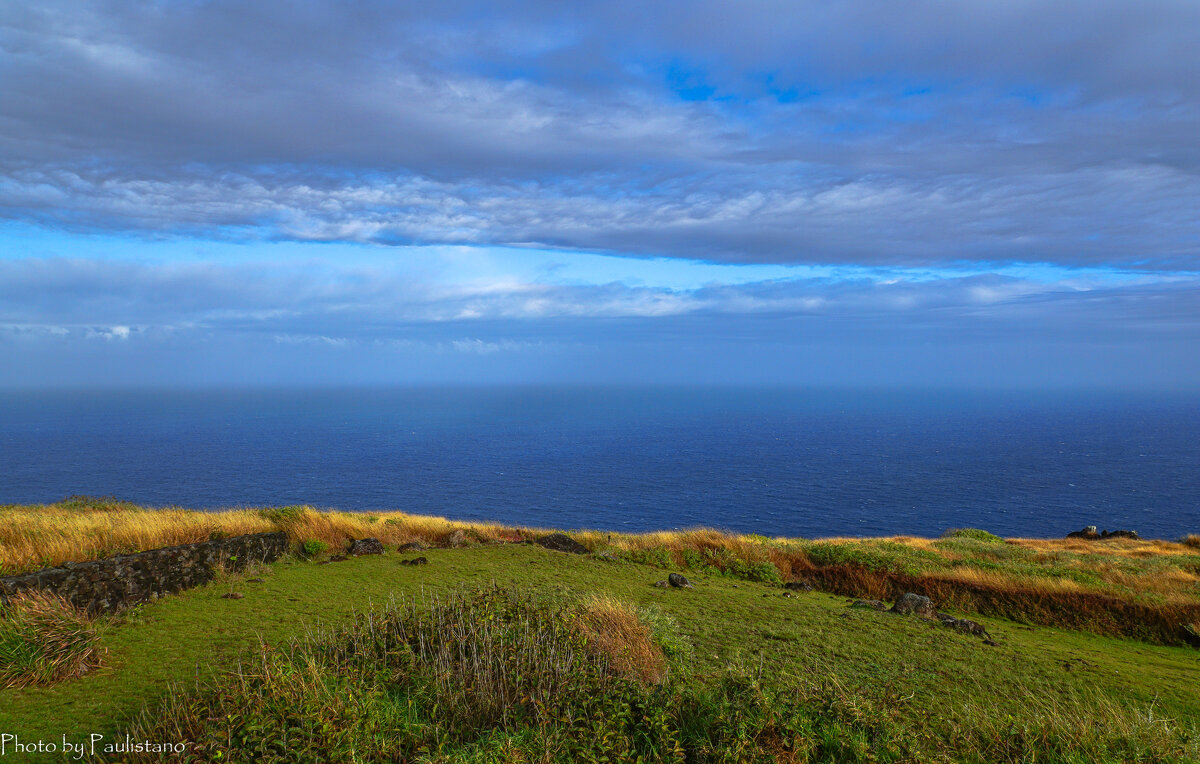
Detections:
[943, 528, 1004, 543]
[300, 539, 327, 557]
[0, 591, 103, 688]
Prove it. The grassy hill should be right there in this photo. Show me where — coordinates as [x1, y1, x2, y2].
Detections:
[1, 501, 1198, 761]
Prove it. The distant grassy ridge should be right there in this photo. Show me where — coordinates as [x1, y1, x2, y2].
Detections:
[2, 498, 1198, 644]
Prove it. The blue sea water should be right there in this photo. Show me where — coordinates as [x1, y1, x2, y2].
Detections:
[1, 387, 1197, 539]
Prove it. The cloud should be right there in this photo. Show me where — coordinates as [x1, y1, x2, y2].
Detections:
[1, 257, 1197, 347]
[2, 1, 1199, 267]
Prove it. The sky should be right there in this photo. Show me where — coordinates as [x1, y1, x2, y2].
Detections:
[1, 0, 1199, 389]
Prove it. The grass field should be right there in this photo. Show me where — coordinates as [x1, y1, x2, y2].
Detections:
[1, 538, 1198, 761]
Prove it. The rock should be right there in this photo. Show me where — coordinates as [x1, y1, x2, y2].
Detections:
[890, 593, 937, 618]
[328, 555, 348, 563]
[399, 557, 429, 566]
[1101, 529, 1139, 540]
[937, 611, 991, 637]
[850, 599, 888, 612]
[949, 619, 990, 638]
[246, 578, 265, 583]
[447, 530, 468, 547]
[668, 573, 693, 588]
[534, 532, 589, 554]
[397, 541, 426, 552]
[653, 580, 669, 588]
[784, 581, 813, 592]
[781, 592, 793, 598]
[348, 538, 385, 556]
[594, 551, 618, 562]
[983, 639, 999, 646]
[1066, 527, 1139, 541]
[221, 592, 244, 600]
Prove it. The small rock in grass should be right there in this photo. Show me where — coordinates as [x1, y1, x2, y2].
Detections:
[397, 541, 426, 552]
[890, 592, 937, 619]
[668, 573, 693, 588]
[535, 532, 589, 554]
[222, 592, 244, 600]
[399, 557, 429, 566]
[348, 538, 385, 556]
[781, 592, 793, 598]
[850, 599, 888, 612]
[653, 580, 669, 588]
[247, 578, 266, 583]
[328, 555, 348, 563]
[784, 581, 814, 592]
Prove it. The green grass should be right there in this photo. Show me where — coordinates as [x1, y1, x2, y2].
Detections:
[2, 544, 1198, 761]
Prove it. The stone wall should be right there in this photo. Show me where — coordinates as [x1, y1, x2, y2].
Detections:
[0, 532, 289, 613]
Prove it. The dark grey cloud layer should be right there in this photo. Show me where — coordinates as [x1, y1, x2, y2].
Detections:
[3, 1, 1199, 266]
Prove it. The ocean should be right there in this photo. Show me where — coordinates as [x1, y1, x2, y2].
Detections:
[1, 387, 1197, 539]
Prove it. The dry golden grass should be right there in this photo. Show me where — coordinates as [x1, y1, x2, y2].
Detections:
[1182, 534, 1200, 550]
[0, 501, 274, 575]
[0, 498, 538, 575]
[578, 595, 666, 684]
[1010, 536, 1195, 557]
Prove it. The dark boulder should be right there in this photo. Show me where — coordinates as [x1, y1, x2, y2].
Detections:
[1101, 529, 1139, 540]
[399, 557, 429, 566]
[890, 593, 937, 619]
[1066, 526, 1100, 540]
[937, 612, 991, 638]
[348, 538, 385, 556]
[784, 581, 813, 592]
[535, 532, 589, 554]
[667, 573, 693, 588]
[397, 541, 426, 552]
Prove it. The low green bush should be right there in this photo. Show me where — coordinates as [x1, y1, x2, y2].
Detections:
[300, 539, 328, 557]
[942, 528, 1005, 543]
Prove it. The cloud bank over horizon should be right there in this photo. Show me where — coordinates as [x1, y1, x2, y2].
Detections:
[2, 1, 1198, 387]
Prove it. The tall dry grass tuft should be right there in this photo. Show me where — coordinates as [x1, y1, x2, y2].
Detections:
[0, 590, 104, 688]
[1182, 534, 1200, 550]
[578, 595, 666, 684]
